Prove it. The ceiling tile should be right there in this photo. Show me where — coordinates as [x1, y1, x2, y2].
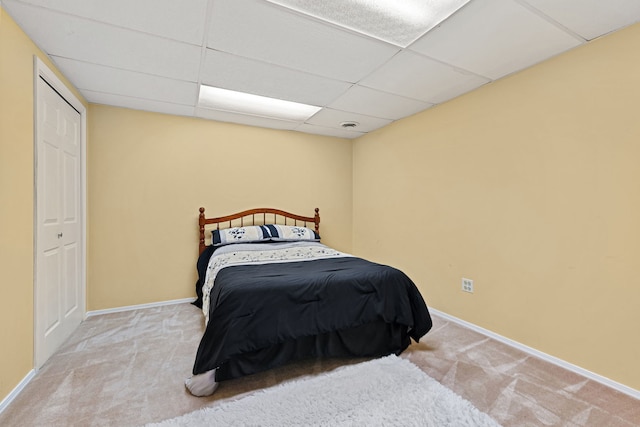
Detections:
[2, 1, 202, 81]
[296, 123, 365, 139]
[207, 0, 400, 82]
[12, 0, 209, 45]
[84, 90, 196, 117]
[202, 50, 351, 106]
[522, 0, 640, 40]
[306, 108, 392, 133]
[328, 85, 432, 120]
[53, 57, 198, 105]
[360, 50, 489, 104]
[195, 107, 301, 131]
[409, 0, 583, 80]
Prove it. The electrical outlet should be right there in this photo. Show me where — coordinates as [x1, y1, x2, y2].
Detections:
[462, 278, 474, 293]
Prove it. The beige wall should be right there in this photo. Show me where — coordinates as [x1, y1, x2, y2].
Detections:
[353, 23, 640, 390]
[4, 0, 639, 405]
[0, 7, 87, 402]
[88, 105, 353, 310]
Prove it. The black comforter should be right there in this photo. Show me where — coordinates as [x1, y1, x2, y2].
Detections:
[192, 249, 432, 380]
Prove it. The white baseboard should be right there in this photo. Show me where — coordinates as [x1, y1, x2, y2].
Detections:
[85, 297, 196, 318]
[429, 308, 640, 400]
[0, 369, 35, 415]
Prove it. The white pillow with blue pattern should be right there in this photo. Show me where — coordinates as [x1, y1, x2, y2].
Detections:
[212, 224, 320, 246]
[212, 225, 272, 246]
[266, 225, 320, 242]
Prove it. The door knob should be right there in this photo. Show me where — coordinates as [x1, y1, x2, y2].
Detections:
[58, 233, 63, 238]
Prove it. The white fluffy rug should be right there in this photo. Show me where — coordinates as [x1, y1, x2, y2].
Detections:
[147, 355, 501, 426]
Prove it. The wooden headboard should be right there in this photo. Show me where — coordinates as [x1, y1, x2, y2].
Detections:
[199, 207, 320, 254]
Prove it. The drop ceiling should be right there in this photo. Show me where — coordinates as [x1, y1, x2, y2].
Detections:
[3, 0, 640, 139]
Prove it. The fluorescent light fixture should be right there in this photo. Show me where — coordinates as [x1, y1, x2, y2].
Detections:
[198, 85, 321, 121]
[266, 0, 471, 47]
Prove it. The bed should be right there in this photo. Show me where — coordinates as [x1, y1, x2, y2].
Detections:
[186, 207, 433, 396]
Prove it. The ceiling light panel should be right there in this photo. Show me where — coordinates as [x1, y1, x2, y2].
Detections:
[266, 0, 471, 47]
[198, 85, 321, 121]
[207, 0, 399, 82]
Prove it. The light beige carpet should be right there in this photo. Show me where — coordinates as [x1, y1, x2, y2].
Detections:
[0, 303, 638, 426]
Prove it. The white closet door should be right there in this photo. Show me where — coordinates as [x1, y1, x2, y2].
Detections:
[35, 77, 83, 368]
